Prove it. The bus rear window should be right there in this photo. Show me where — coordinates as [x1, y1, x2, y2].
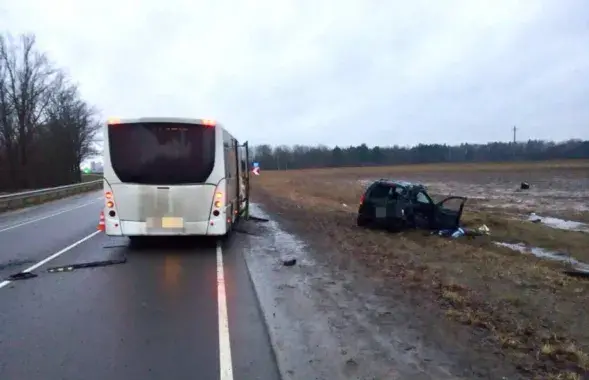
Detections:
[108, 122, 215, 185]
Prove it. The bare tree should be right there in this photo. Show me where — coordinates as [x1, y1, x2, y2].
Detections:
[0, 35, 17, 187]
[0, 32, 101, 190]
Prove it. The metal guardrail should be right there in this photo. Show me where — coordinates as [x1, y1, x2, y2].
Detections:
[0, 180, 103, 212]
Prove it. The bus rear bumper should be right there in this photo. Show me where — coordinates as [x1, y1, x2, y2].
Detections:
[105, 218, 227, 236]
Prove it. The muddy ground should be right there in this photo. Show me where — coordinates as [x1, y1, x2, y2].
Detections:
[250, 160, 589, 380]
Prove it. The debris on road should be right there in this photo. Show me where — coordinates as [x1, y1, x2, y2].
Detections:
[282, 257, 297, 266]
[6, 271, 37, 281]
[248, 215, 270, 222]
[46, 257, 127, 273]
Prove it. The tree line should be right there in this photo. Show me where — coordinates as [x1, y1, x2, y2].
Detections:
[250, 139, 589, 170]
[0, 33, 100, 192]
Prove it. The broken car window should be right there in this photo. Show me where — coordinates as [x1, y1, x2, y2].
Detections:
[369, 184, 391, 199]
[416, 191, 431, 205]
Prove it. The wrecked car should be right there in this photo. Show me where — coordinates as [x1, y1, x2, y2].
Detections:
[356, 179, 467, 231]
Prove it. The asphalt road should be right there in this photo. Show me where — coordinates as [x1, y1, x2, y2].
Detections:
[0, 192, 281, 380]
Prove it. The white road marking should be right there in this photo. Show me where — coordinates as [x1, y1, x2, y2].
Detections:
[0, 199, 101, 233]
[217, 241, 234, 380]
[0, 230, 101, 290]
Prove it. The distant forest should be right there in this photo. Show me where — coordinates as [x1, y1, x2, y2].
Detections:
[249, 139, 589, 170]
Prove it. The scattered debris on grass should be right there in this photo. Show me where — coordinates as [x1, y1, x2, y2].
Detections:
[435, 224, 490, 238]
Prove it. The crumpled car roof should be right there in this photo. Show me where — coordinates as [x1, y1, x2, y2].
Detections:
[375, 179, 427, 190]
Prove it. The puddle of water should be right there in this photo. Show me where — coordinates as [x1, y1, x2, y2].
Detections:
[493, 241, 589, 271]
[527, 214, 589, 233]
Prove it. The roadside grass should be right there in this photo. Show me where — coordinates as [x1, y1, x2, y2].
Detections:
[252, 161, 589, 379]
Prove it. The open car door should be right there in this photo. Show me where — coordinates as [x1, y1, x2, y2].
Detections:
[433, 196, 467, 230]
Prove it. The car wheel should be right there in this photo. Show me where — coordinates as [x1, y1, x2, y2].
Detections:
[357, 215, 368, 227]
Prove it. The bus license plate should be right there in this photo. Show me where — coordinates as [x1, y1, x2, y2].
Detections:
[162, 217, 184, 228]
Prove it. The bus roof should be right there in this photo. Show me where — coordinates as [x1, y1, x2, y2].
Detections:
[107, 117, 222, 127]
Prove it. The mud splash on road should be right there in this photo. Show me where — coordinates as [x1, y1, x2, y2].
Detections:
[241, 204, 516, 380]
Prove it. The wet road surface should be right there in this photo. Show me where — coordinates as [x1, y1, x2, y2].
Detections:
[0, 193, 280, 380]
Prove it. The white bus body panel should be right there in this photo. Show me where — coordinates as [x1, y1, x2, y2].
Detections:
[102, 118, 238, 237]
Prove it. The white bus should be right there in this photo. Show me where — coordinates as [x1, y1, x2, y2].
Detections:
[102, 117, 248, 241]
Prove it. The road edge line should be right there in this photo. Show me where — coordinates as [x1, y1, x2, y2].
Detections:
[217, 241, 234, 380]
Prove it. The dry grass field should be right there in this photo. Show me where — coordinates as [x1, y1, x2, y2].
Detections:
[251, 159, 589, 380]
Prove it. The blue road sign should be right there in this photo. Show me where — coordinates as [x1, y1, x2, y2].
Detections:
[253, 162, 259, 168]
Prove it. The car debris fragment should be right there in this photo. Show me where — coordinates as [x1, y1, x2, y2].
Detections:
[6, 271, 37, 281]
[248, 215, 270, 222]
[46, 257, 127, 273]
[282, 257, 297, 266]
[528, 213, 542, 223]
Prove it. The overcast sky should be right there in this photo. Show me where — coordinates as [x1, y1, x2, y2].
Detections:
[2, 0, 588, 149]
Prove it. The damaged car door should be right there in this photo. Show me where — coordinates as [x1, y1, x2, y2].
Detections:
[433, 196, 467, 230]
[410, 189, 436, 229]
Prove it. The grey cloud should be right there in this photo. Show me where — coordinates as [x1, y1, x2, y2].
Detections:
[2, 0, 588, 149]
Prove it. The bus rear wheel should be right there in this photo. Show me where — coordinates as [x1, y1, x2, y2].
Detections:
[128, 236, 147, 249]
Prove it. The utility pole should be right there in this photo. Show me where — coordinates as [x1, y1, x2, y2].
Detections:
[511, 125, 518, 160]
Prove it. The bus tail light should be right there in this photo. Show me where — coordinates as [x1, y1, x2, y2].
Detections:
[104, 188, 118, 218]
[214, 191, 223, 208]
[105, 191, 115, 209]
[202, 119, 216, 127]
